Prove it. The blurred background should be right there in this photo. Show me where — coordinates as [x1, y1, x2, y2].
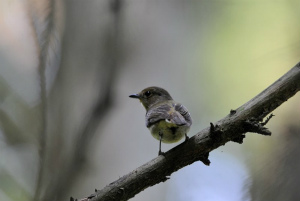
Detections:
[0, 0, 299, 201]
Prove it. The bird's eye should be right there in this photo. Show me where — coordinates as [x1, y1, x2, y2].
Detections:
[144, 91, 151, 97]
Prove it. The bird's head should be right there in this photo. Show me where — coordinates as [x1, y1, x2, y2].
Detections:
[129, 86, 173, 110]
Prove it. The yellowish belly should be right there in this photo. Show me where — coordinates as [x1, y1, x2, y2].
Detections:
[149, 120, 189, 144]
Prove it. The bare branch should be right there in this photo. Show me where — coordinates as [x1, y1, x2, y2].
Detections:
[75, 62, 300, 201]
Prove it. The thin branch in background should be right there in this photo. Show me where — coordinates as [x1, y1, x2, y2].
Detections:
[43, 0, 124, 200]
[72, 63, 300, 201]
[28, 0, 56, 200]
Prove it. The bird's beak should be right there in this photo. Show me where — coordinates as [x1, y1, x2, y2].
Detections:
[129, 94, 140, 99]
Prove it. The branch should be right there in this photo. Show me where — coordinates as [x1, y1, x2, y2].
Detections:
[45, 0, 123, 200]
[32, 0, 56, 200]
[75, 62, 300, 201]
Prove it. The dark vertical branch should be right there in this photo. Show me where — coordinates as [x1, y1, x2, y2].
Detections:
[31, 0, 56, 200]
[43, 0, 124, 200]
[70, 0, 123, 178]
[73, 0, 123, 160]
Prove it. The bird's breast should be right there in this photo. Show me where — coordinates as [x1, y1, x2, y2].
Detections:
[149, 120, 189, 144]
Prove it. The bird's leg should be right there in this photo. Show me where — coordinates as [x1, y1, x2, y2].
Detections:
[184, 133, 189, 142]
[158, 132, 164, 156]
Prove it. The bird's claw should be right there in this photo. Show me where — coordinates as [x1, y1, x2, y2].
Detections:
[158, 150, 165, 156]
[184, 134, 189, 142]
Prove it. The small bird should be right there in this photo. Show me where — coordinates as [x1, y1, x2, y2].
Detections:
[129, 86, 192, 155]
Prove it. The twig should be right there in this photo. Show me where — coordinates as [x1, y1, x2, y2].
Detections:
[74, 62, 300, 201]
[31, 0, 56, 200]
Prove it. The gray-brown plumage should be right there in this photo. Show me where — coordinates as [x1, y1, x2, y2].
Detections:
[129, 86, 192, 155]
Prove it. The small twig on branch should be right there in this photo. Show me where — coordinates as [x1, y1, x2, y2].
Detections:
[75, 62, 300, 201]
[260, 113, 275, 126]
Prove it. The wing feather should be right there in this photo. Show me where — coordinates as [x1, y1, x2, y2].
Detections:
[174, 103, 192, 126]
[146, 104, 170, 127]
[145, 102, 192, 128]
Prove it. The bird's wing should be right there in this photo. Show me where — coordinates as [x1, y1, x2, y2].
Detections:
[146, 104, 171, 128]
[146, 102, 192, 128]
[174, 103, 192, 127]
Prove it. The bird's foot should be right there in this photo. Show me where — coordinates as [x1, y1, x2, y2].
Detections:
[158, 150, 165, 156]
[184, 134, 189, 142]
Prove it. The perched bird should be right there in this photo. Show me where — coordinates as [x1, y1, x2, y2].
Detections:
[129, 86, 192, 155]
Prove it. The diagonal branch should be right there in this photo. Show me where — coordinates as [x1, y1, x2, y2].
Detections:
[76, 62, 300, 201]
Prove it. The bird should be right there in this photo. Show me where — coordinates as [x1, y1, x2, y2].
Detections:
[129, 86, 192, 155]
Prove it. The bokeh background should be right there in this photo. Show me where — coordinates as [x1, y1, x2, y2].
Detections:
[0, 0, 299, 201]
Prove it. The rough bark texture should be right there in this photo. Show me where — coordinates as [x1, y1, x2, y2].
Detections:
[74, 62, 300, 201]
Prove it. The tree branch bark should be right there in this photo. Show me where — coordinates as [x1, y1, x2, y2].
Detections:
[75, 62, 300, 201]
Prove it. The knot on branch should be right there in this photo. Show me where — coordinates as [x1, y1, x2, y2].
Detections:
[199, 152, 210, 166]
[231, 134, 246, 144]
[210, 121, 246, 144]
[70, 189, 98, 201]
[230, 109, 237, 115]
[243, 114, 274, 136]
[210, 123, 224, 142]
[117, 187, 126, 196]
